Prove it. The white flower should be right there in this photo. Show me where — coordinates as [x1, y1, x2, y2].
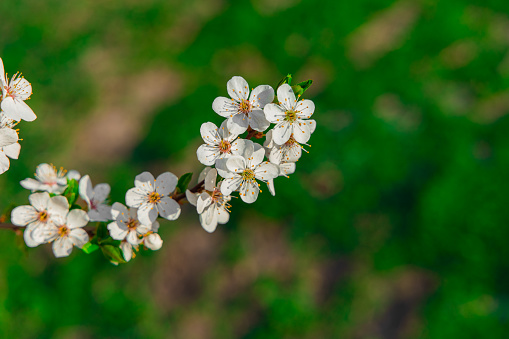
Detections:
[125, 171, 181, 225]
[35, 200, 90, 258]
[217, 140, 279, 203]
[196, 120, 245, 166]
[140, 231, 163, 251]
[266, 163, 296, 196]
[120, 240, 135, 262]
[79, 175, 111, 222]
[20, 163, 69, 194]
[0, 58, 36, 122]
[212, 76, 274, 134]
[11, 193, 68, 248]
[264, 129, 312, 164]
[0, 125, 18, 148]
[107, 202, 156, 246]
[0, 141, 20, 175]
[186, 168, 231, 233]
[264, 84, 316, 145]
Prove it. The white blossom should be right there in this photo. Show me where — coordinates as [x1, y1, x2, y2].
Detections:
[11, 193, 68, 247]
[20, 163, 70, 194]
[107, 202, 156, 246]
[212, 76, 273, 134]
[264, 84, 316, 145]
[217, 140, 279, 203]
[125, 171, 181, 225]
[0, 58, 36, 122]
[196, 120, 245, 166]
[186, 168, 231, 233]
[34, 200, 90, 258]
[79, 174, 111, 222]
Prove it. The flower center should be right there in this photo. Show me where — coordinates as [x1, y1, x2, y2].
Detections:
[211, 189, 222, 202]
[285, 136, 297, 146]
[238, 99, 252, 114]
[38, 211, 49, 222]
[284, 110, 297, 123]
[241, 169, 255, 181]
[148, 192, 161, 204]
[127, 218, 139, 230]
[58, 225, 70, 237]
[219, 140, 231, 154]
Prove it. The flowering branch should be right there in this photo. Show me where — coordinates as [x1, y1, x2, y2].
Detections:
[0, 59, 317, 264]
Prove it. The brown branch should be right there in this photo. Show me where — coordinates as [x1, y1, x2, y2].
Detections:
[173, 179, 205, 203]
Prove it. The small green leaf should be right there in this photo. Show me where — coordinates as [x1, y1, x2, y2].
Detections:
[176, 172, 193, 194]
[277, 74, 292, 88]
[82, 242, 99, 254]
[291, 79, 313, 97]
[100, 245, 126, 265]
[63, 179, 80, 206]
[95, 223, 109, 241]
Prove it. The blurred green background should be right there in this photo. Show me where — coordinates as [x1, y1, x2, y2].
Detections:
[1, 0, 509, 337]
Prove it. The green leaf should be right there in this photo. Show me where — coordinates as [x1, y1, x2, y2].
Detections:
[63, 178, 80, 206]
[291, 79, 313, 97]
[100, 245, 126, 265]
[176, 172, 193, 194]
[277, 74, 292, 88]
[82, 242, 99, 254]
[95, 223, 109, 241]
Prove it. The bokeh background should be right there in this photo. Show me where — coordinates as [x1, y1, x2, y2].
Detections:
[1, 0, 509, 338]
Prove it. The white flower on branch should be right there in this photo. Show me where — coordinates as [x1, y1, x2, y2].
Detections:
[107, 202, 157, 246]
[196, 121, 246, 166]
[125, 171, 181, 225]
[212, 76, 274, 134]
[186, 168, 231, 233]
[79, 175, 111, 222]
[20, 163, 71, 194]
[34, 199, 90, 258]
[0, 58, 36, 122]
[11, 192, 66, 248]
[264, 84, 316, 145]
[217, 140, 279, 203]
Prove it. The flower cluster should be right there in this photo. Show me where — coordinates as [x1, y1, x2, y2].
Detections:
[2, 69, 317, 264]
[0, 58, 37, 174]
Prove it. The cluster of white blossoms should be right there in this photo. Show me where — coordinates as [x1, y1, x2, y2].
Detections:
[2, 68, 316, 264]
[0, 58, 36, 174]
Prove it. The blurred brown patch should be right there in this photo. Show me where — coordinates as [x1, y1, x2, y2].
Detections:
[152, 225, 224, 312]
[347, 0, 420, 69]
[472, 90, 509, 124]
[295, 57, 334, 97]
[374, 93, 421, 132]
[440, 39, 479, 69]
[301, 161, 343, 199]
[73, 49, 184, 165]
[251, 0, 301, 16]
[176, 311, 214, 339]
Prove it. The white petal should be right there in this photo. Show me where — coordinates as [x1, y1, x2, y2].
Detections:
[221, 176, 242, 195]
[157, 197, 181, 221]
[78, 175, 93, 205]
[66, 170, 81, 181]
[24, 223, 45, 247]
[219, 119, 237, 141]
[263, 104, 285, 124]
[226, 156, 246, 174]
[212, 96, 237, 118]
[267, 179, 276, 196]
[1, 97, 36, 122]
[197, 192, 212, 214]
[3, 142, 20, 159]
[277, 84, 297, 111]
[88, 204, 111, 222]
[52, 237, 74, 258]
[120, 241, 133, 261]
[280, 162, 296, 176]
[307, 119, 317, 134]
[111, 202, 128, 221]
[137, 203, 159, 225]
[11, 205, 38, 226]
[230, 138, 245, 156]
[125, 187, 147, 208]
[28, 192, 50, 211]
[250, 85, 274, 108]
[248, 143, 265, 168]
[215, 158, 233, 179]
[199, 205, 218, 233]
[239, 180, 259, 203]
[198, 167, 213, 182]
[69, 228, 89, 248]
[47, 196, 70, 219]
[20, 178, 42, 191]
[248, 108, 270, 132]
[134, 171, 155, 191]
[197, 144, 220, 166]
[200, 122, 221, 145]
[0, 127, 18, 147]
[107, 221, 128, 240]
[93, 183, 111, 203]
[216, 206, 230, 224]
[66, 209, 89, 229]
[127, 230, 140, 246]
[254, 162, 280, 181]
[227, 113, 249, 135]
[186, 190, 198, 206]
[0, 58, 5, 89]
[0, 152, 10, 174]
[144, 233, 163, 251]
[295, 99, 315, 119]
[272, 123, 292, 145]
[227, 76, 249, 101]
[204, 168, 217, 191]
[155, 172, 178, 196]
[293, 120, 311, 144]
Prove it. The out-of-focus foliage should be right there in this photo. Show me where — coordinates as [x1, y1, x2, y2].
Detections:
[1, 0, 509, 338]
